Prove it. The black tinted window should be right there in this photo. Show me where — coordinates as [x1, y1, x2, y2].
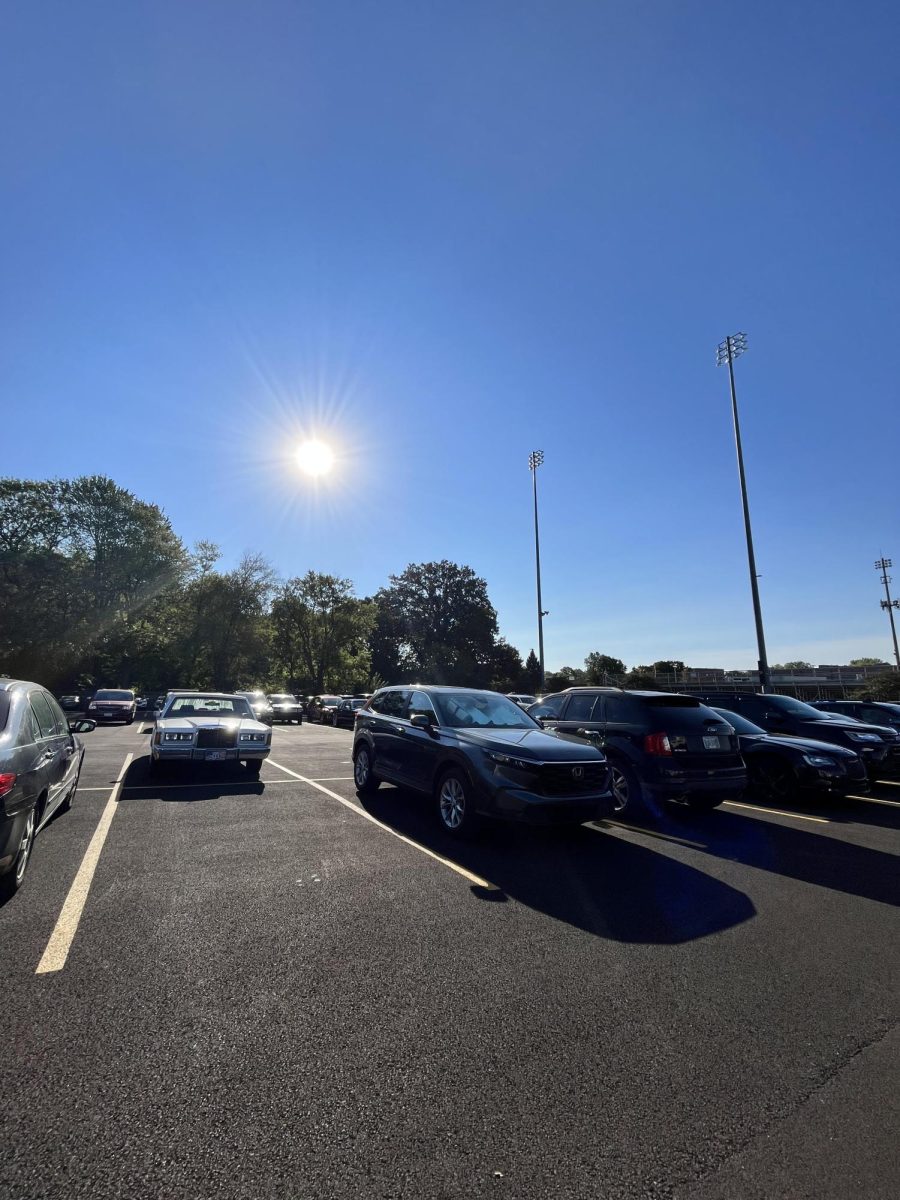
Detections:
[30, 691, 57, 738]
[408, 691, 438, 722]
[529, 694, 566, 719]
[373, 690, 407, 718]
[564, 693, 598, 721]
[604, 696, 640, 721]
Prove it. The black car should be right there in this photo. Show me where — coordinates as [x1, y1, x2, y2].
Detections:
[236, 691, 274, 726]
[352, 686, 615, 835]
[711, 708, 868, 801]
[810, 699, 900, 733]
[56, 694, 82, 712]
[266, 694, 304, 724]
[333, 698, 367, 728]
[0, 680, 95, 900]
[696, 692, 899, 779]
[528, 688, 746, 815]
[307, 695, 342, 724]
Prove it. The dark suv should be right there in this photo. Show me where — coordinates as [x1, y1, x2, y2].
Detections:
[352, 686, 615, 835]
[810, 699, 900, 733]
[696, 692, 899, 779]
[528, 689, 746, 815]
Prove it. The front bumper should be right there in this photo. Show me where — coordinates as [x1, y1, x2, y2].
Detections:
[151, 746, 271, 764]
[482, 785, 616, 825]
[796, 760, 869, 795]
[89, 708, 135, 722]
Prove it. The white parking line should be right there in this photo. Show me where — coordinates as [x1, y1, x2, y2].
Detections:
[310, 776, 355, 782]
[846, 794, 900, 809]
[722, 799, 829, 824]
[36, 752, 133, 975]
[267, 759, 494, 889]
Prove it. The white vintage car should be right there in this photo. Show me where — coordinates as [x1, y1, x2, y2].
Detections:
[149, 692, 272, 776]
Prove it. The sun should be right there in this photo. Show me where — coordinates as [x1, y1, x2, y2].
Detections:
[295, 439, 335, 477]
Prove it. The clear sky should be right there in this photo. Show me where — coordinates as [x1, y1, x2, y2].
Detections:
[3, 1, 899, 670]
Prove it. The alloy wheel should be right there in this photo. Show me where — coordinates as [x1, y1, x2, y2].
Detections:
[15, 809, 36, 885]
[354, 749, 370, 788]
[439, 776, 466, 830]
[610, 765, 630, 813]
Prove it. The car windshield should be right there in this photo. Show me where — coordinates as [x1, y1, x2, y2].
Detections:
[713, 708, 765, 735]
[319, 696, 341, 705]
[165, 696, 253, 718]
[94, 690, 133, 701]
[433, 692, 539, 729]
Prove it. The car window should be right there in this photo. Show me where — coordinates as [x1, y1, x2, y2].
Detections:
[17, 704, 40, 746]
[603, 695, 639, 722]
[94, 690, 133, 701]
[564, 693, 598, 721]
[30, 691, 58, 738]
[529, 694, 566, 719]
[44, 693, 68, 735]
[377, 690, 408, 718]
[166, 696, 253, 717]
[408, 691, 438, 722]
[861, 706, 895, 724]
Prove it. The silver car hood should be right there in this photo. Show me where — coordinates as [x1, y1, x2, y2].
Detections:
[156, 717, 269, 734]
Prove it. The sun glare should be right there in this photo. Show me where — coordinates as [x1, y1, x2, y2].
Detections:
[295, 439, 335, 477]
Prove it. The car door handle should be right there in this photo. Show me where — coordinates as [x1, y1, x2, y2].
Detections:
[41, 748, 56, 762]
[393, 725, 405, 735]
[576, 728, 602, 739]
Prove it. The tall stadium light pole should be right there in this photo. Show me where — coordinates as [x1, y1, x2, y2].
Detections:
[716, 333, 772, 693]
[875, 557, 900, 670]
[528, 450, 546, 692]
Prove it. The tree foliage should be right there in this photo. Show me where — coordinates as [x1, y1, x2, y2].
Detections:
[584, 652, 626, 683]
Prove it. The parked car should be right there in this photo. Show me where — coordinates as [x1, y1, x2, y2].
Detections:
[149, 692, 271, 776]
[810, 699, 900, 733]
[86, 689, 137, 725]
[333, 698, 367, 727]
[236, 691, 274, 726]
[266, 694, 304, 724]
[528, 688, 746, 814]
[56, 694, 82, 712]
[307, 695, 342, 724]
[352, 686, 615, 835]
[710, 708, 868, 801]
[507, 693, 537, 708]
[135, 696, 148, 710]
[695, 692, 899, 779]
[0, 680, 95, 900]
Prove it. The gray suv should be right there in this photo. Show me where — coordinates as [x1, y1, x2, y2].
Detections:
[0, 680, 95, 900]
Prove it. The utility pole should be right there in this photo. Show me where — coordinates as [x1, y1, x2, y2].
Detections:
[528, 451, 547, 693]
[716, 332, 772, 693]
[875, 557, 900, 670]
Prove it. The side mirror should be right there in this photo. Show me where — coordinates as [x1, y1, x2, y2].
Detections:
[69, 719, 97, 733]
[410, 713, 433, 729]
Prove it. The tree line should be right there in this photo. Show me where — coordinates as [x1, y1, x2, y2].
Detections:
[0, 476, 545, 695]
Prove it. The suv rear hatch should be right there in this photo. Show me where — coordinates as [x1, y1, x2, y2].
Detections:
[641, 696, 743, 769]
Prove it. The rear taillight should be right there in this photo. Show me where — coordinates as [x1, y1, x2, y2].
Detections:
[0, 773, 17, 798]
[643, 733, 672, 756]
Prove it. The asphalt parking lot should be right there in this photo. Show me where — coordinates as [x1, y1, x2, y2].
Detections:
[1, 720, 898, 1199]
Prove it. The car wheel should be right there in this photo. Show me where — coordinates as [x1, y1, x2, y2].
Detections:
[753, 758, 798, 802]
[436, 769, 478, 836]
[60, 760, 82, 814]
[245, 760, 262, 777]
[0, 805, 37, 901]
[332, 714, 338, 727]
[353, 745, 380, 794]
[608, 760, 643, 816]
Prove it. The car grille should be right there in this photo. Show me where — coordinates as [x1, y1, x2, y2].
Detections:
[196, 727, 236, 749]
[538, 761, 609, 796]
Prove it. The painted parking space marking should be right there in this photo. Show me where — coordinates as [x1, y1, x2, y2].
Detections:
[845, 794, 900, 808]
[722, 799, 830, 824]
[874, 779, 900, 787]
[36, 752, 133, 975]
[309, 776, 355, 782]
[267, 759, 495, 890]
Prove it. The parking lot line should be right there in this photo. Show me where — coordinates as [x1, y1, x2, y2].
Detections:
[309, 776, 355, 782]
[35, 752, 133, 976]
[845, 794, 900, 808]
[266, 759, 495, 889]
[722, 799, 830, 824]
[873, 779, 900, 789]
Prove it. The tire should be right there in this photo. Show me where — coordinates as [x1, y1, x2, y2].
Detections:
[353, 745, 380, 794]
[608, 759, 644, 816]
[0, 804, 37, 901]
[245, 760, 262, 777]
[435, 768, 479, 836]
[332, 715, 338, 727]
[752, 758, 798, 803]
[60, 760, 81, 813]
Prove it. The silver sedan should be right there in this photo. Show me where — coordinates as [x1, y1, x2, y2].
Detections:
[150, 693, 272, 776]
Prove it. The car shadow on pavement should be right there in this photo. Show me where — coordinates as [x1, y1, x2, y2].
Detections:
[358, 789, 756, 945]
[117, 755, 265, 802]
[635, 807, 900, 908]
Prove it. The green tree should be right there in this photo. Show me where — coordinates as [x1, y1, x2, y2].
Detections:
[375, 560, 499, 685]
[849, 657, 886, 667]
[488, 640, 525, 693]
[523, 649, 542, 691]
[771, 661, 813, 671]
[271, 572, 374, 693]
[584, 652, 626, 684]
[544, 665, 586, 692]
[852, 673, 900, 701]
[652, 660, 686, 677]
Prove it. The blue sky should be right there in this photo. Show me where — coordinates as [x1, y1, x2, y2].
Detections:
[3, 0, 899, 670]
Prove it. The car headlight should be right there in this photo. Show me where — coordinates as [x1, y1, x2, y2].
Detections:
[846, 731, 881, 743]
[804, 754, 837, 767]
[163, 731, 193, 742]
[240, 732, 267, 743]
[484, 750, 535, 772]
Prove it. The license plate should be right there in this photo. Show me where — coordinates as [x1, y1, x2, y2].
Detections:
[703, 735, 721, 750]
[206, 750, 226, 761]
